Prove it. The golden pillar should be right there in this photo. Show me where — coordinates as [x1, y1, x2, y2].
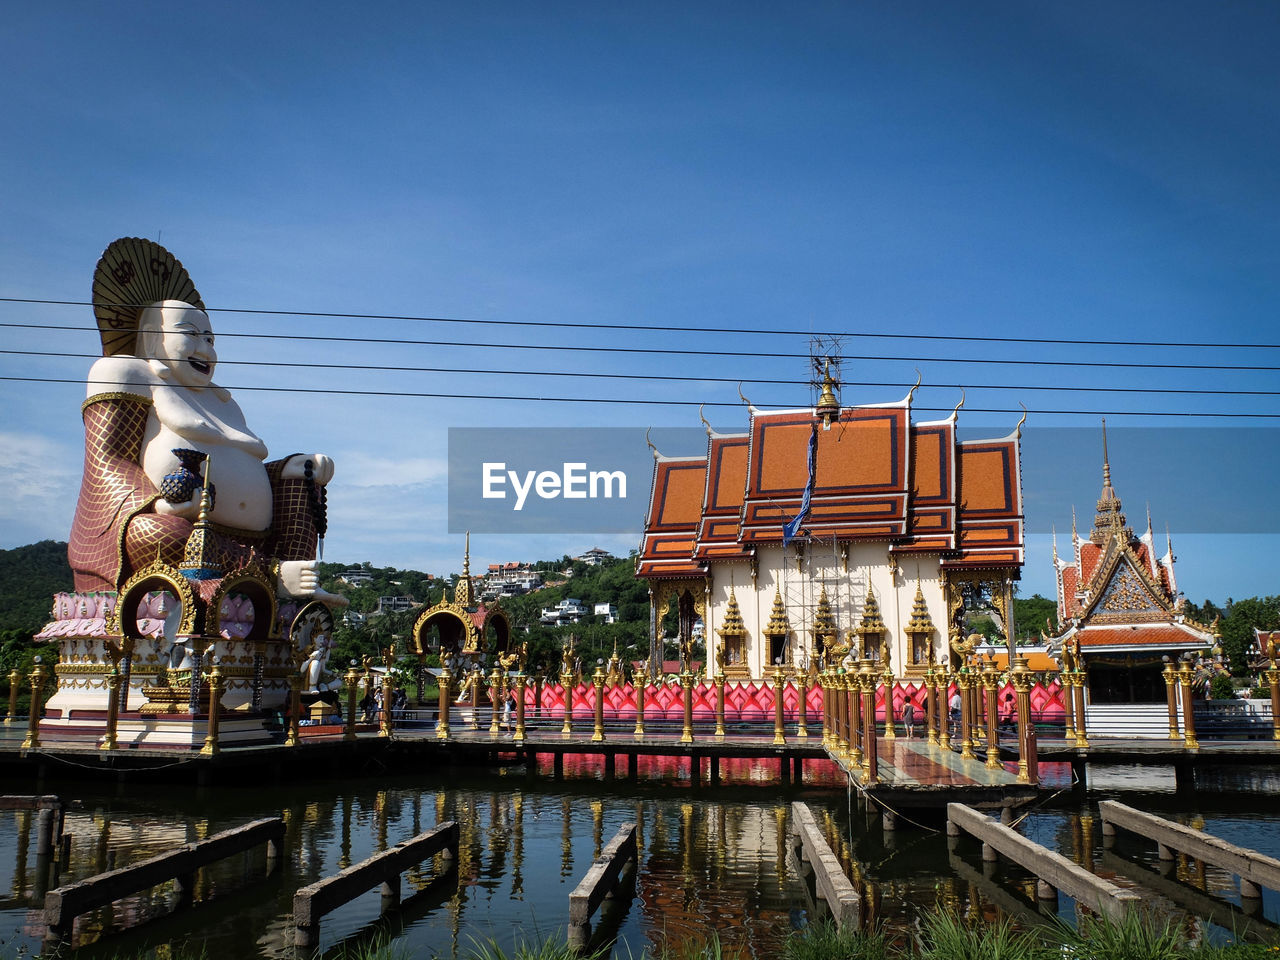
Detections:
[381, 667, 395, 739]
[347, 662, 363, 741]
[633, 673, 646, 739]
[514, 672, 527, 743]
[489, 667, 503, 736]
[101, 664, 121, 752]
[958, 669, 976, 760]
[939, 671, 953, 751]
[882, 667, 896, 740]
[1060, 670, 1075, 741]
[20, 658, 46, 750]
[924, 666, 938, 745]
[859, 661, 877, 782]
[591, 664, 606, 743]
[1266, 667, 1280, 742]
[849, 670, 863, 767]
[5, 668, 20, 724]
[773, 667, 787, 746]
[283, 670, 302, 748]
[1178, 661, 1199, 750]
[1163, 659, 1181, 740]
[714, 669, 727, 739]
[797, 672, 809, 738]
[679, 671, 695, 745]
[983, 659, 1000, 769]
[561, 667, 575, 737]
[1011, 656, 1034, 784]
[1072, 669, 1090, 749]
[200, 658, 224, 757]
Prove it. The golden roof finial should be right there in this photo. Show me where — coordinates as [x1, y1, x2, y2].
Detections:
[906, 369, 922, 405]
[951, 389, 966, 419]
[815, 361, 840, 429]
[1101, 417, 1112, 490]
[699, 403, 712, 434]
[454, 532, 473, 608]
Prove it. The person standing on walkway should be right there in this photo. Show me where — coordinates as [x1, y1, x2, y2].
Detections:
[901, 699, 916, 739]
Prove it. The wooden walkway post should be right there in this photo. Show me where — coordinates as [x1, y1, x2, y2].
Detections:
[45, 818, 284, 948]
[1099, 800, 1280, 903]
[568, 822, 637, 953]
[789, 801, 860, 928]
[947, 803, 1139, 921]
[293, 820, 458, 949]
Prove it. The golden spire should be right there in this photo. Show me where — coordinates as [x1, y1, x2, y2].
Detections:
[809, 586, 834, 645]
[454, 532, 473, 608]
[765, 586, 790, 637]
[857, 586, 886, 635]
[815, 361, 839, 429]
[904, 582, 934, 635]
[719, 588, 748, 637]
[1092, 418, 1130, 543]
[180, 454, 221, 581]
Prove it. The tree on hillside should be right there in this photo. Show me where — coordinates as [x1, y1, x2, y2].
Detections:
[1221, 596, 1280, 674]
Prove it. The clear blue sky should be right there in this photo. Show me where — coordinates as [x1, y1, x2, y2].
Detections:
[1, 2, 1277, 605]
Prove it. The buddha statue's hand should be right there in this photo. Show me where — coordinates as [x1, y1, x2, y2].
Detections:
[279, 560, 350, 607]
[155, 495, 201, 520]
[281, 454, 334, 485]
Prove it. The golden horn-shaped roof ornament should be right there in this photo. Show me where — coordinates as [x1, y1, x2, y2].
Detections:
[815, 361, 840, 430]
[906, 369, 922, 406]
[951, 389, 966, 419]
[699, 404, 712, 434]
[645, 427, 659, 460]
[1015, 402, 1028, 439]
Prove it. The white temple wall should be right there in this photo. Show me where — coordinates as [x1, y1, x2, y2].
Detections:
[704, 544, 946, 678]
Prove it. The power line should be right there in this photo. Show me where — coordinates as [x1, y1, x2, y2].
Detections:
[5, 322, 1280, 372]
[3, 296, 1279, 350]
[4, 375, 1278, 418]
[5, 348, 1280, 399]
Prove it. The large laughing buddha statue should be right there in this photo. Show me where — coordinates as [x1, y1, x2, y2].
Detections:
[69, 237, 344, 605]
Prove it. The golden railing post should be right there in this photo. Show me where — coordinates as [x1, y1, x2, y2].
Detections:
[983, 659, 1001, 769]
[959, 668, 976, 760]
[101, 664, 121, 751]
[882, 669, 896, 740]
[6, 668, 21, 724]
[561, 668, 575, 737]
[924, 667, 937, 745]
[1012, 656, 1036, 784]
[1178, 660, 1198, 750]
[514, 672, 527, 743]
[859, 661, 877, 781]
[1267, 667, 1280, 742]
[849, 670, 863, 767]
[20, 658, 46, 750]
[634, 673, 646, 740]
[714, 670, 727, 739]
[591, 664, 606, 743]
[773, 667, 787, 746]
[284, 670, 302, 748]
[680, 672, 695, 745]
[939, 670, 953, 751]
[488, 667, 502, 736]
[797, 671, 809, 738]
[1073, 668, 1090, 748]
[468, 666, 481, 731]
[347, 662, 363, 741]
[381, 667, 395, 739]
[1163, 658, 1181, 740]
[1060, 670, 1075, 741]
[200, 657, 224, 756]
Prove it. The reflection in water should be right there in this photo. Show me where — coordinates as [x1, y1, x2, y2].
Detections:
[2, 760, 1280, 957]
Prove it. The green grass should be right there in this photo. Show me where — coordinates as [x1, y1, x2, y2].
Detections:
[913, 909, 1057, 960]
[781, 919, 891, 960]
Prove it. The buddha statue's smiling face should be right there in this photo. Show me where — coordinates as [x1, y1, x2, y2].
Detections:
[137, 300, 217, 388]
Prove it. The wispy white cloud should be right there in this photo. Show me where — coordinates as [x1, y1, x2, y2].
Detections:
[0, 432, 79, 548]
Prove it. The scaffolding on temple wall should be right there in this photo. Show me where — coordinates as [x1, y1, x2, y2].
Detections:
[771, 533, 868, 671]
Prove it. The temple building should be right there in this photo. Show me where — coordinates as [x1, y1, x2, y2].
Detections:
[637, 371, 1026, 679]
[1045, 425, 1213, 706]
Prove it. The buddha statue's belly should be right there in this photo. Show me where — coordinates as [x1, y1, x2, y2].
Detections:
[142, 421, 274, 532]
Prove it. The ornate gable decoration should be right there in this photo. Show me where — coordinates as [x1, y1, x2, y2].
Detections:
[1081, 547, 1174, 624]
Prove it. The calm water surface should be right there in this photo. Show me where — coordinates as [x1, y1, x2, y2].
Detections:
[2, 758, 1280, 958]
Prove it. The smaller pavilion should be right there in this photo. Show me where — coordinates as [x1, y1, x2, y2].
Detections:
[410, 535, 511, 664]
[1045, 425, 1212, 705]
